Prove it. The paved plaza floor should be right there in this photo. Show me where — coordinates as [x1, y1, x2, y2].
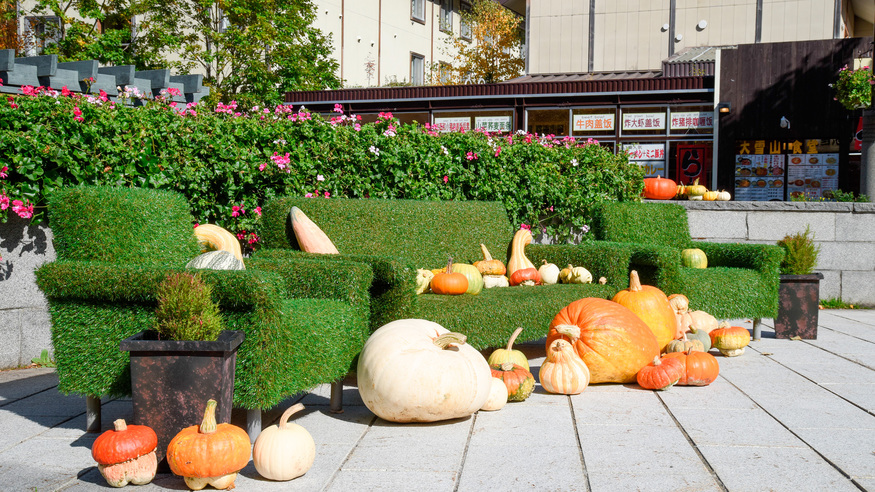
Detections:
[0, 310, 873, 491]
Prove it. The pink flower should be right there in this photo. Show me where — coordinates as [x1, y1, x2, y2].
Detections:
[236, 232, 245, 240]
[520, 223, 531, 230]
[61, 86, 71, 97]
[0, 194, 8, 210]
[305, 193, 313, 198]
[324, 192, 331, 198]
[494, 146, 501, 157]
[254, 206, 262, 216]
[466, 151, 478, 160]
[0, 166, 7, 179]
[11, 199, 33, 219]
[443, 175, 449, 183]
[259, 163, 267, 171]
[73, 106, 84, 122]
[194, 223, 199, 228]
[334, 103, 344, 113]
[231, 205, 244, 217]
[354, 123, 361, 131]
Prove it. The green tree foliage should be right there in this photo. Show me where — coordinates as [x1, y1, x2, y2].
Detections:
[17, 0, 340, 106]
[435, 0, 525, 85]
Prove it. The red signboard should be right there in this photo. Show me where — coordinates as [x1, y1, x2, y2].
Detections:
[675, 143, 711, 186]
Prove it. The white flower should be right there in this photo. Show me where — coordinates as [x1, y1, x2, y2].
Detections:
[369, 145, 380, 156]
[441, 146, 449, 155]
[317, 174, 325, 181]
[571, 159, 579, 167]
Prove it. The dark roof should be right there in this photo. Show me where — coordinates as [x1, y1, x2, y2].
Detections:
[507, 71, 662, 83]
[285, 76, 711, 105]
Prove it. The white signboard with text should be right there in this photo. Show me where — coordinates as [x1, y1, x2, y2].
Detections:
[474, 116, 512, 132]
[622, 113, 666, 131]
[623, 143, 666, 178]
[573, 113, 615, 132]
[433, 117, 471, 132]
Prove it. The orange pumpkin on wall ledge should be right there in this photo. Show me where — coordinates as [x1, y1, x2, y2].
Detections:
[643, 176, 678, 200]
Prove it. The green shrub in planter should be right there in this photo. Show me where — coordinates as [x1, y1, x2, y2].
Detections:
[154, 272, 224, 341]
[777, 226, 820, 275]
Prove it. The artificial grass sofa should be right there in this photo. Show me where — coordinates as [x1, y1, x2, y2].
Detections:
[590, 201, 784, 321]
[257, 197, 635, 349]
[34, 186, 373, 438]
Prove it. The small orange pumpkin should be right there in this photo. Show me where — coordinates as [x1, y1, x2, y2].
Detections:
[636, 356, 685, 391]
[166, 399, 251, 490]
[92, 419, 158, 487]
[430, 257, 469, 295]
[509, 267, 541, 286]
[491, 362, 535, 402]
[662, 350, 720, 386]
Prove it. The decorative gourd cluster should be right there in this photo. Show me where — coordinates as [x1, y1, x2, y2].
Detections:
[643, 176, 731, 201]
[416, 228, 599, 295]
[92, 399, 316, 489]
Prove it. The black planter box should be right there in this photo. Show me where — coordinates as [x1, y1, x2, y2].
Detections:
[775, 273, 823, 340]
[120, 330, 245, 468]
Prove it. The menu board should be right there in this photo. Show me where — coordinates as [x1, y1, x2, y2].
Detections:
[734, 154, 786, 201]
[624, 143, 666, 178]
[786, 154, 839, 200]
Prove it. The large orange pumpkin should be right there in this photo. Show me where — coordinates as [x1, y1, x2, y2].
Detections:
[166, 399, 251, 490]
[546, 298, 659, 383]
[611, 270, 677, 351]
[643, 176, 678, 200]
[662, 350, 720, 386]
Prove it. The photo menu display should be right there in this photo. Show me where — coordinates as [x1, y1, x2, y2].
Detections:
[786, 154, 839, 200]
[734, 154, 785, 201]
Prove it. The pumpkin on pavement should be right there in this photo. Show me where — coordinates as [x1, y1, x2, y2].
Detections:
[611, 270, 677, 351]
[491, 362, 535, 402]
[546, 298, 659, 384]
[253, 403, 315, 481]
[357, 319, 492, 422]
[539, 338, 591, 395]
[487, 327, 530, 371]
[662, 350, 720, 386]
[166, 399, 251, 491]
[710, 322, 751, 357]
[636, 356, 685, 391]
[480, 378, 509, 411]
[91, 419, 158, 488]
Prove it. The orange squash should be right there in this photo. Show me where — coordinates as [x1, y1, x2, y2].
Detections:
[91, 419, 158, 487]
[166, 399, 251, 490]
[430, 257, 468, 295]
[507, 228, 536, 277]
[473, 243, 506, 275]
[662, 350, 720, 386]
[636, 356, 685, 391]
[546, 298, 659, 384]
[611, 270, 677, 351]
[710, 322, 751, 357]
[289, 206, 339, 254]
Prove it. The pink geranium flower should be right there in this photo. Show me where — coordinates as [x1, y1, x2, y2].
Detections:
[0, 166, 7, 179]
[0, 194, 8, 210]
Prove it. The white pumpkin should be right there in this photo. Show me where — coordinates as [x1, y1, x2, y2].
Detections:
[253, 404, 315, 481]
[561, 264, 593, 284]
[538, 260, 560, 285]
[482, 275, 509, 288]
[357, 319, 492, 422]
[480, 378, 509, 411]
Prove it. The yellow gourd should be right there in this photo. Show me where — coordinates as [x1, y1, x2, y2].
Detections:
[507, 228, 536, 277]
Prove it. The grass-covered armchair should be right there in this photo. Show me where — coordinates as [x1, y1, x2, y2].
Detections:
[590, 201, 783, 321]
[34, 186, 372, 437]
[257, 197, 634, 349]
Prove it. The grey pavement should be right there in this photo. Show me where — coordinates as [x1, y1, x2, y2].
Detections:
[1, 310, 873, 491]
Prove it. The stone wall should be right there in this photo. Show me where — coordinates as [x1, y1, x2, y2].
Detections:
[2, 201, 872, 369]
[679, 201, 875, 306]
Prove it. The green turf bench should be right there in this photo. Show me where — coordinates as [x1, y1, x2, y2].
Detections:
[256, 197, 635, 350]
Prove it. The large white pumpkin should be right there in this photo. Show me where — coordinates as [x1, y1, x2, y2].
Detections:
[357, 319, 492, 422]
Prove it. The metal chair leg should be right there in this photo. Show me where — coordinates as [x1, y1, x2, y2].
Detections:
[753, 317, 763, 341]
[86, 395, 101, 433]
[246, 408, 262, 443]
[330, 380, 344, 414]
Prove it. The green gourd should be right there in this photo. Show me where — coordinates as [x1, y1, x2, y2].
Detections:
[451, 263, 484, 295]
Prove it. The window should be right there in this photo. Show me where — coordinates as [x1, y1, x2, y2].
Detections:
[438, 62, 452, 85]
[439, 0, 453, 33]
[410, 53, 424, 86]
[411, 0, 425, 23]
[460, 1, 472, 41]
[23, 16, 61, 56]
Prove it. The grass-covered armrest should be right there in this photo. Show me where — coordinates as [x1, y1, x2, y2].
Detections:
[527, 241, 633, 287]
[693, 241, 784, 271]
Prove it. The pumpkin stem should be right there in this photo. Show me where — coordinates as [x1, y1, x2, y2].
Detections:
[446, 256, 454, 274]
[652, 355, 661, 366]
[433, 332, 467, 349]
[199, 399, 218, 435]
[506, 327, 523, 351]
[480, 243, 494, 261]
[112, 419, 127, 432]
[628, 270, 643, 292]
[500, 361, 515, 371]
[554, 324, 580, 341]
[279, 403, 305, 429]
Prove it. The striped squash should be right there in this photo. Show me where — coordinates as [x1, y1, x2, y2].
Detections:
[186, 250, 245, 270]
[194, 224, 244, 262]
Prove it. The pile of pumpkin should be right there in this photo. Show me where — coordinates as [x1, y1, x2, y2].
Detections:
[416, 228, 600, 294]
[90, 399, 316, 489]
[358, 269, 752, 425]
[644, 176, 731, 201]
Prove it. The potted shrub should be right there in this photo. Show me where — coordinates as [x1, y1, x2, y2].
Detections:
[774, 226, 823, 339]
[832, 64, 875, 110]
[120, 272, 245, 469]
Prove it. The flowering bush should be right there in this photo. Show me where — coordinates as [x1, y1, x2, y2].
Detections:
[833, 65, 875, 110]
[0, 84, 643, 251]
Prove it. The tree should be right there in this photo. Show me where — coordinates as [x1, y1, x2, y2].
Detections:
[434, 0, 524, 85]
[16, 0, 341, 106]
